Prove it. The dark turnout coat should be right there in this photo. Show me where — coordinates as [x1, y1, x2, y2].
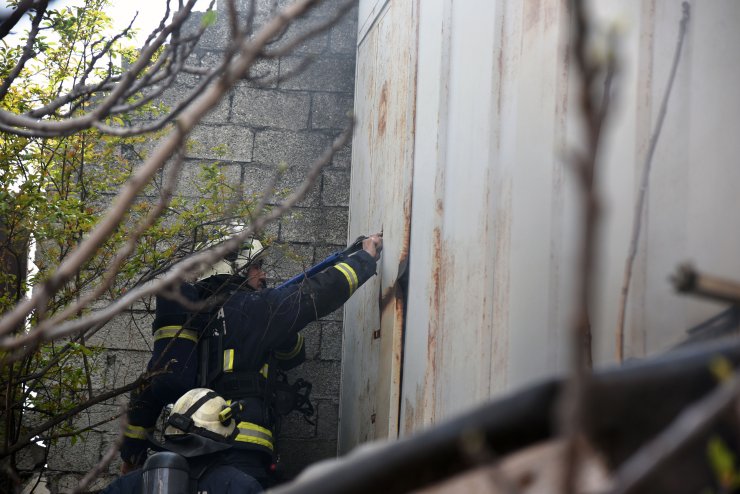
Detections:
[120, 250, 377, 480]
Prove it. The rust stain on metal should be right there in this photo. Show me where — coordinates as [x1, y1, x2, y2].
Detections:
[377, 81, 389, 136]
[523, 0, 542, 32]
[379, 285, 395, 311]
[492, 179, 512, 387]
[423, 226, 443, 420]
[544, 0, 558, 29]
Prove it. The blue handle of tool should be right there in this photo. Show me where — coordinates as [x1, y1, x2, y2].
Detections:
[276, 236, 367, 289]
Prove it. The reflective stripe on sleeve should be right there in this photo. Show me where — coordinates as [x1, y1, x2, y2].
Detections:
[124, 424, 151, 440]
[275, 334, 304, 360]
[153, 325, 198, 343]
[223, 349, 235, 373]
[260, 363, 269, 378]
[235, 422, 274, 451]
[333, 262, 358, 295]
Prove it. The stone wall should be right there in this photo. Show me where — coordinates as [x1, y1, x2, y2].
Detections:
[29, 1, 358, 490]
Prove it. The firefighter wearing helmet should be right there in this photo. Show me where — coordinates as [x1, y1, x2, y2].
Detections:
[105, 388, 261, 493]
[120, 226, 383, 488]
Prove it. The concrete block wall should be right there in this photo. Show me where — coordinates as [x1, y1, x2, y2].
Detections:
[33, 1, 358, 490]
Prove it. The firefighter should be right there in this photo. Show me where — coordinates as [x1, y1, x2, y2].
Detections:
[105, 388, 262, 493]
[120, 230, 383, 487]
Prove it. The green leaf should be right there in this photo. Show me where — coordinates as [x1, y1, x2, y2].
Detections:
[707, 435, 737, 489]
[201, 10, 217, 28]
[709, 356, 733, 382]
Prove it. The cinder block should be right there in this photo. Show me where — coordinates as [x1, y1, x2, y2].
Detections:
[329, 5, 358, 54]
[49, 472, 113, 493]
[102, 350, 151, 391]
[182, 11, 228, 51]
[231, 87, 310, 130]
[320, 321, 343, 361]
[47, 432, 103, 472]
[276, 438, 337, 480]
[311, 93, 353, 130]
[270, 21, 329, 55]
[301, 322, 321, 360]
[279, 55, 355, 93]
[321, 168, 350, 207]
[71, 403, 124, 435]
[314, 244, 347, 261]
[331, 141, 352, 168]
[275, 167, 322, 207]
[186, 125, 254, 162]
[279, 410, 317, 440]
[265, 242, 315, 281]
[279, 207, 347, 244]
[287, 360, 340, 399]
[156, 83, 231, 125]
[315, 400, 339, 441]
[234, 57, 281, 89]
[253, 129, 331, 169]
[87, 312, 154, 352]
[174, 160, 243, 199]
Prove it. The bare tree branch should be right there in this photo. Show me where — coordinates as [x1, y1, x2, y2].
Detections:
[615, 2, 691, 362]
[610, 370, 740, 494]
[0, 0, 51, 40]
[73, 426, 124, 494]
[0, 0, 327, 338]
[560, 1, 618, 492]
[0, 0, 48, 101]
[0, 0, 200, 136]
[0, 122, 353, 356]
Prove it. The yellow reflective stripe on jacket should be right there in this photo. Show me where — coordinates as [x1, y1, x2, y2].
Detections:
[153, 325, 198, 343]
[124, 424, 151, 440]
[333, 262, 358, 294]
[224, 349, 235, 373]
[235, 421, 274, 451]
[275, 334, 304, 360]
[260, 363, 269, 378]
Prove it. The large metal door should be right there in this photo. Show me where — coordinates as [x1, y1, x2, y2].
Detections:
[339, 0, 418, 453]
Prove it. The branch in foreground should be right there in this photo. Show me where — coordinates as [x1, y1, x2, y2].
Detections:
[73, 425, 125, 494]
[610, 367, 740, 494]
[0, 122, 354, 356]
[270, 337, 740, 494]
[672, 263, 740, 306]
[0, 365, 170, 458]
[560, 0, 617, 491]
[0, 0, 328, 339]
[615, 2, 691, 363]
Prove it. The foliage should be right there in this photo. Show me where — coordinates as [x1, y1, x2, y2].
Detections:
[0, 0, 254, 479]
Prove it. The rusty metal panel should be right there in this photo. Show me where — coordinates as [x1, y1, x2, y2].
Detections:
[345, 0, 740, 445]
[399, 0, 574, 433]
[339, 0, 418, 453]
[357, 0, 388, 44]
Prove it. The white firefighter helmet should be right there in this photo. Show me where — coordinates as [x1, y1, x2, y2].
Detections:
[198, 225, 267, 279]
[165, 388, 234, 438]
[152, 388, 237, 457]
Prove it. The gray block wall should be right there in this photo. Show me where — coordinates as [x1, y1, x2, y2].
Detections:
[32, 1, 358, 490]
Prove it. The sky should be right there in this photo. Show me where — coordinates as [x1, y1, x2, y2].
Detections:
[2, 0, 213, 46]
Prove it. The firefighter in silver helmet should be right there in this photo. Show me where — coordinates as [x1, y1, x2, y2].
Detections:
[120, 226, 383, 488]
[105, 388, 262, 493]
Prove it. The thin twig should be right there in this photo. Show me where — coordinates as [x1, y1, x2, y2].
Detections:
[73, 428, 125, 494]
[0, 122, 353, 355]
[615, 2, 691, 363]
[560, 0, 618, 492]
[610, 371, 740, 494]
[0, 0, 325, 338]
